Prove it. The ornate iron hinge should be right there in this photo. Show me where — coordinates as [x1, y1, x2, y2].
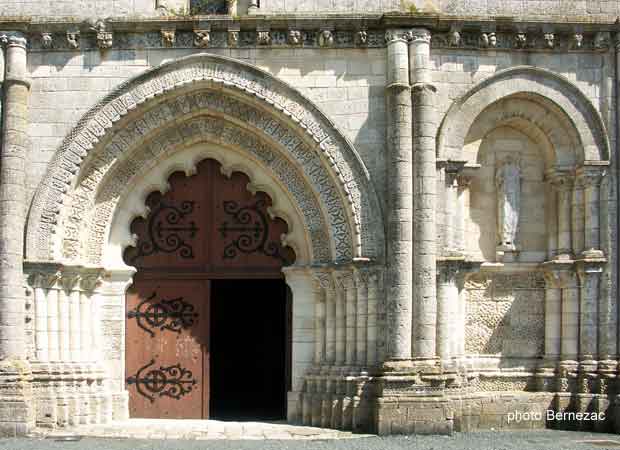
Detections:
[127, 292, 198, 337]
[127, 359, 196, 403]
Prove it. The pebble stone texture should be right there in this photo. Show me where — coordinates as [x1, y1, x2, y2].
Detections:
[2, 430, 620, 449]
[0, 0, 619, 439]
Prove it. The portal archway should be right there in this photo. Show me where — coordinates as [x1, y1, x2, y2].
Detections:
[24, 53, 384, 426]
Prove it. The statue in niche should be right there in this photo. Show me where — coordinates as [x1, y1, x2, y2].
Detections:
[495, 156, 521, 253]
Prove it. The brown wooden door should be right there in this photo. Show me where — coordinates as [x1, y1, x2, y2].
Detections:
[124, 159, 294, 419]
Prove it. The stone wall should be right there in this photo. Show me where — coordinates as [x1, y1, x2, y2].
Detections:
[3, 0, 620, 18]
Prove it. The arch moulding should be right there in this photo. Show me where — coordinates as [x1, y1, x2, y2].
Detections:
[437, 65, 611, 165]
[25, 53, 385, 267]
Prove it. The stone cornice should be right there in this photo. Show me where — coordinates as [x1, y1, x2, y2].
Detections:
[0, 14, 617, 52]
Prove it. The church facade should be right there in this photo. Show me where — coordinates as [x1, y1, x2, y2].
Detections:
[0, 0, 618, 436]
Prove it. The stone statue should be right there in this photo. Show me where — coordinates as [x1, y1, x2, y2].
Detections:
[495, 157, 521, 250]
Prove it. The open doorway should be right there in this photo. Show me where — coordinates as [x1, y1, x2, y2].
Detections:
[209, 279, 291, 421]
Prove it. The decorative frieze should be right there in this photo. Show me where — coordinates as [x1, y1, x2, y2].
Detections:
[431, 30, 610, 52]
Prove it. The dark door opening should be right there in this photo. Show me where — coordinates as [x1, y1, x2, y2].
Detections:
[210, 279, 289, 421]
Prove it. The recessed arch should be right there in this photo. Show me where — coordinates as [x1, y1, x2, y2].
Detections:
[437, 66, 611, 165]
[25, 53, 385, 266]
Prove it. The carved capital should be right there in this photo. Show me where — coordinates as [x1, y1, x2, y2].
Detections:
[60, 273, 82, 292]
[547, 171, 574, 191]
[479, 32, 497, 48]
[576, 167, 606, 188]
[29, 271, 61, 290]
[385, 29, 409, 44]
[406, 28, 431, 44]
[333, 269, 355, 290]
[80, 272, 104, 292]
[543, 33, 555, 49]
[594, 31, 611, 49]
[312, 269, 335, 292]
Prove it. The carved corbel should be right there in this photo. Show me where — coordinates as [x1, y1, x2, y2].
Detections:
[91, 20, 112, 51]
[41, 32, 53, 49]
[162, 29, 176, 48]
[193, 30, 209, 48]
[257, 29, 271, 46]
[318, 29, 334, 48]
[355, 30, 368, 47]
[66, 30, 80, 49]
[288, 29, 302, 46]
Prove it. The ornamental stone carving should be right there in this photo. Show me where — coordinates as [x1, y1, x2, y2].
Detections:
[288, 30, 302, 46]
[27, 54, 384, 265]
[544, 33, 555, 48]
[66, 30, 80, 49]
[257, 31, 271, 45]
[228, 30, 239, 47]
[161, 29, 176, 47]
[91, 20, 112, 50]
[572, 33, 583, 49]
[318, 30, 334, 47]
[495, 157, 521, 251]
[41, 32, 53, 49]
[355, 30, 368, 46]
[193, 30, 210, 48]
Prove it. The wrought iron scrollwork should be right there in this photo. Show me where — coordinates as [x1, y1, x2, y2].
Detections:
[218, 199, 284, 261]
[127, 359, 197, 403]
[127, 292, 198, 337]
[130, 200, 198, 262]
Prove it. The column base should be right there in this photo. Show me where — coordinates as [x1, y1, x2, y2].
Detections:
[0, 359, 35, 436]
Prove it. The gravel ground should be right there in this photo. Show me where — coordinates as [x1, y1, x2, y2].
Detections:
[1, 431, 620, 450]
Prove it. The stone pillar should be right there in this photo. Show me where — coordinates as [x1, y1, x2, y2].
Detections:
[550, 172, 573, 260]
[0, 33, 29, 361]
[578, 167, 606, 258]
[353, 268, 369, 369]
[0, 32, 34, 436]
[558, 270, 579, 362]
[409, 28, 438, 362]
[436, 259, 460, 362]
[384, 29, 413, 363]
[571, 177, 585, 256]
[542, 270, 562, 359]
[333, 272, 346, 367]
[577, 262, 603, 363]
[335, 270, 357, 368]
[311, 271, 329, 367]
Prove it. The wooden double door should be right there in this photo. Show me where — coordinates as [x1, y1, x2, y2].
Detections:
[124, 159, 294, 419]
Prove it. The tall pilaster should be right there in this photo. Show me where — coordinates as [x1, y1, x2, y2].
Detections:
[0, 32, 33, 436]
[0, 33, 29, 361]
[409, 28, 438, 363]
[549, 172, 573, 260]
[384, 29, 413, 363]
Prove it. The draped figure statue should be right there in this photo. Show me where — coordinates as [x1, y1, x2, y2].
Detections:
[495, 157, 521, 250]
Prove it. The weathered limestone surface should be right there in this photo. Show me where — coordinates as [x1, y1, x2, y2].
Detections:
[0, 1, 617, 437]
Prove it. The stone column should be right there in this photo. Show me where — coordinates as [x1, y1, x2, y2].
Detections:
[332, 272, 347, 367]
[578, 167, 606, 258]
[542, 270, 562, 359]
[577, 262, 603, 363]
[436, 259, 460, 362]
[336, 270, 357, 368]
[409, 28, 438, 362]
[353, 268, 369, 369]
[571, 177, 585, 256]
[0, 32, 33, 436]
[384, 29, 413, 363]
[558, 270, 579, 362]
[550, 172, 573, 260]
[0, 33, 29, 361]
[311, 271, 329, 367]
